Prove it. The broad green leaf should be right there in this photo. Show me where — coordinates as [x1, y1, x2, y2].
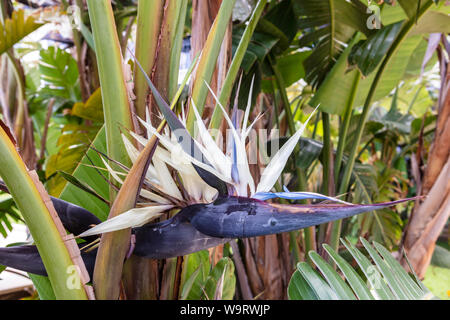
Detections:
[296, 262, 339, 300]
[180, 265, 202, 300]
[231, 26, 278, 74]
[59, 126, 109, 221]
[287, 270, 319, 300]
[410, 10, 450, 35]
[28, 274, 56, 300]
[0, 10, 43, 54]
[180, 250, 211, 300]
[258, 0, 297, 52]
[39, 46, 81, 101]
[360, 238, 413, 299]
[311, 32, 423, 115]
[308, 251, 357, 300]
[72, 88, 104, 122]
[203, 257, 236, 300]
[348, 22, 403, 76]
[323, 244, 374, 300]
[341, 238, 396, 300]
[297, 0, 371, 87]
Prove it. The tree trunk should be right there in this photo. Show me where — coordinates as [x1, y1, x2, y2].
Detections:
[401, 45, 450, 278]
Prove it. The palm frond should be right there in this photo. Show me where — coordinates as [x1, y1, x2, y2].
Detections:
[288, 238, 436, 300]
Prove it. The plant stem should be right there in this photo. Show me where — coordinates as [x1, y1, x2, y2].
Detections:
[0, 126, 89, 299]
[186, 0, 237, 134]
[334, 73, 360, 185]
[270, 55, 316, 255]
[209, 0, 267, 130]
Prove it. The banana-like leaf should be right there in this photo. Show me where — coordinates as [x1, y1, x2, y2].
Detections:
[288, 238, 435, 300]
[297, 0, 371, 87]
[0, 9, 44, 55]
[59, 126, 110, 221]
[348, 22, 403, 77]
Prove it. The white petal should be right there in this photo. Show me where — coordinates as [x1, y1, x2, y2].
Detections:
[153, 153, 183, 200]
[204, 81, 255, 196]
[77, 205, 174, 237]
[256, 107, 318, 194]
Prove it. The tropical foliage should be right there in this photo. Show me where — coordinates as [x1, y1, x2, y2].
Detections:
[0, 0, 448, 301]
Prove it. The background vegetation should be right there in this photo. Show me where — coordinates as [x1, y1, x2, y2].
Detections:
[0, 0, 448, 300]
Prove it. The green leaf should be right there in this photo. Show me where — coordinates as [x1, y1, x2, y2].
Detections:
[289, 239, 434, 300]
[258, 0, 297, 53]
[296, 262, 339, 300]
[39, 46, 81, 101]
[180, 250, 211, 300]
[231, 27, 278, 74]
[348, 22, 403, 76]
[71, 88, 104, 122]
[323, 244, 374, 300]
[28, 274, 56, 300]
[341, 238, 396, 300]
[0, 10, 44, 55]
[287, 270, 319, 300]
[311, 32, 423, 115]
[297, 0, 371, 86]
[373, 241, 427, 299]
[410, 10, 450, 34]
[360, 238, 413, 299]
[180, 265, 202, 300]
[45, 123, 101, 197]
[308, 251, 357, 300]
[59, 126, 110, 221]
[203, 257, 236, 300]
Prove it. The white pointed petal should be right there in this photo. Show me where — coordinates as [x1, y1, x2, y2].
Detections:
[140, 188, 171, 204]
[129, 130, 149, 147]
[243, 113, 263, 140]
[242, 74, 255, 133]
[100, 157, 125, 185]
[256, 107, 318, 194]
[191, 100, 231, 177]
[204, 81, 255, 196]
[153, 154, 183, 200]
[77, 205, 174, 237]
[122, 134, 140, 163]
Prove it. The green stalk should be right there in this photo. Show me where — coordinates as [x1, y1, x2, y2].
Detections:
[87, 0, 133, 169]
[321, 112, 333, 196]
[186, 0, 237, 134]
[209, 0, 267, 130]
[0, 126, 88, 299]
[329, 0, 434, 252]
[5, 52, 25, 145]
[270, 55, 316, 255]
[134, 0, 165, 119]
[168, 0, 188, 101]
[87, 0, 136, 299]
[334, 73, 360, 184]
